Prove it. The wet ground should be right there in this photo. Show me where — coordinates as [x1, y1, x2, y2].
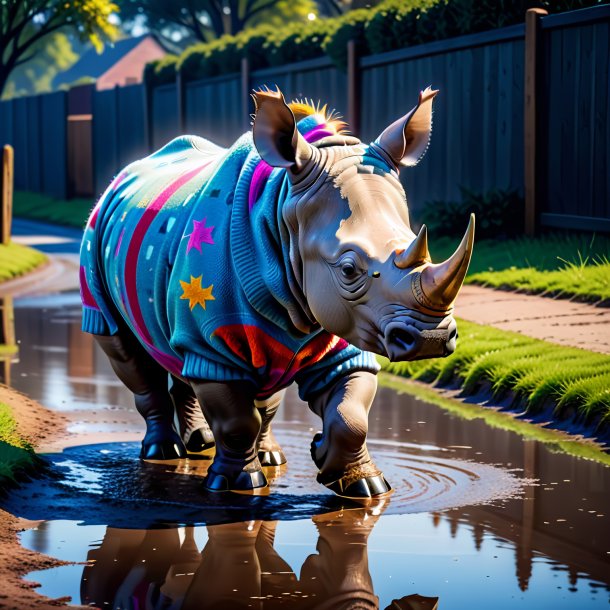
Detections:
[1, 292, 609, 609]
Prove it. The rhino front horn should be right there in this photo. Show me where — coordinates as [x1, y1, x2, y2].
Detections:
[395, 225, 431, 269]
[419, 214, 475, 310]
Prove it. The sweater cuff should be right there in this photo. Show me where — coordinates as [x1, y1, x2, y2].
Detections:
[182, 351, 257, 385]
[81, 306, 111, 336]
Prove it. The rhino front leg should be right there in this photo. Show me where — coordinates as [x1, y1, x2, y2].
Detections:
[169, 375, 215, 453]
[94, 334, 186, 460]
[308, 371, 391, 498]
[190, 380, 267, 491]
[255, 390, 287, 466]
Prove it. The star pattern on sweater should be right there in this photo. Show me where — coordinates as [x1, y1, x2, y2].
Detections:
[186, 218, 215, 253]
[180, 275, 215, 310]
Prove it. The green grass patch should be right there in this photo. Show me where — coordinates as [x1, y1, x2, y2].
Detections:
[378, 374, 610, 466]
[14, 190, 93, 229]
[380, 318, 610, 429]
[0, 241, 47, 283]
[430, 233, 610, 302]
[0, 402, 37, 490]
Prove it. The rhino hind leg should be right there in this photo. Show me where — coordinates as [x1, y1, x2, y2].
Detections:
[255, 390, 287, 467]
[191, 380, 268, 492]
[94, 333, 186, 460]
[169, 375, 215, 453]
[308, 371, 391, 499]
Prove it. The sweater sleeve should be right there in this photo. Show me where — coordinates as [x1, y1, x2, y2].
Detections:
[294, 343, 380, 403]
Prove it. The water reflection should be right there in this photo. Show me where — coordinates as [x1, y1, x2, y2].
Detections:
[4, 296, 610, 607]
[0, 295, 17, 385]
[79, 505, 438, 610]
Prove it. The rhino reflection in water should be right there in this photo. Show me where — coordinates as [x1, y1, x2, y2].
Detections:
[80, 86, 474, 497]
[80, 507, 440, 610]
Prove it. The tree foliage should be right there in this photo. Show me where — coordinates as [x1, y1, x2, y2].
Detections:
[0, 0, 119, 96]
[116, 0, 315, 47]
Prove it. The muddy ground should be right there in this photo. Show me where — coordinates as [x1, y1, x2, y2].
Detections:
[0, 386, 81, 610]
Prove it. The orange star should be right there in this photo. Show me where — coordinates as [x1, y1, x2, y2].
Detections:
[179, 275, 215, 310]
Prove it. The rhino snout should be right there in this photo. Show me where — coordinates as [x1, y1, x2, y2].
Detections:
[383, 317, 457, 362]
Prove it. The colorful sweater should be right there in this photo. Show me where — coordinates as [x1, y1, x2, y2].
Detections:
[80, 122, 379, 401]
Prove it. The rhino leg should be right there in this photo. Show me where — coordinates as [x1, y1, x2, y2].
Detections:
[308, 371, 391, 499]
[94, 333, 186, 460]
[255, 390, 287, 467]
[190, 380, 267, 491]
[169, 375, 215, 453]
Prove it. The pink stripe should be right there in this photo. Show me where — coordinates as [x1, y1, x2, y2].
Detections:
[79, 266, 99, 309]
[123, 164, 208, 373]
[115, 228, 125, 257]
[304, 126, 334, 143]
[248, 160, 273, 210]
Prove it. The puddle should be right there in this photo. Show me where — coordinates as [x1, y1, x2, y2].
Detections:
[1, 294, 610, 608]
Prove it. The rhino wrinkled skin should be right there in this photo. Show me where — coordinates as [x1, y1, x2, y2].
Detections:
[79, 86, 474, 498]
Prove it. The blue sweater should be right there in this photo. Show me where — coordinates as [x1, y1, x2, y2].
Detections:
[80, 128, 379, 401]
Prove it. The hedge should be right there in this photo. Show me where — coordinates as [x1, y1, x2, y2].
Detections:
[145, 0, 610, 87]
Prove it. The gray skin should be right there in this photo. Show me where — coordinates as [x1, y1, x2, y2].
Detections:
[93, 87, 474, 499]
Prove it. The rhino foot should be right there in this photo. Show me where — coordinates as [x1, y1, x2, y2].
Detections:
[185, 427, 215, 453]
[324, 474, 392, 499]
[315, 453, 392, 499]
[141, 438, 187, 460]
[204, 460, 268, 492]
[258, 449, 286, 467]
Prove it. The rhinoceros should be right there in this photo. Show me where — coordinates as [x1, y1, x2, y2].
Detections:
[79, 86, 474, 498]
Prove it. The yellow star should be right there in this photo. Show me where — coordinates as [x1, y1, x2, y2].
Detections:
[179, 275, 215, 310]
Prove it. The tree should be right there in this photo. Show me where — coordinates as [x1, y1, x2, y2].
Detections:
[0, 0, 119, 97]
[117, 0, 315, 47]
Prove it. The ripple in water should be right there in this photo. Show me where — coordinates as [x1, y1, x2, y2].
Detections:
[2, 425, 526, 527]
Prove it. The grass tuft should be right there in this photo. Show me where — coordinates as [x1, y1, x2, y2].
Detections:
[0, 242, 47, 283]
[13, 191, 93, 229]
[380, 319, 610, 431]
[0, 402, 37, 490]
[430, 233, 610, 303]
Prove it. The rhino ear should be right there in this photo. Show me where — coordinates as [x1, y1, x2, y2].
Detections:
[252, 87, 313, 171]
[374, 87, 438, 168]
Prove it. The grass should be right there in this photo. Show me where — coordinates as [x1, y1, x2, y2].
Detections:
[431, 233, 610, 303]
[14, 190, 93, 229]
[378, 374, 610, 466]
[0, 402, 38, 491]
[0, 242, 47, 283]
[380, 318, 610, 430]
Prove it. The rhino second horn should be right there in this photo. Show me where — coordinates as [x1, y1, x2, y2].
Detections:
[420, 214, 475, 309]
[394, 225, 431, 269]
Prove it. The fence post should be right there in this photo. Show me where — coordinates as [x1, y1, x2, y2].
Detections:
[177, 70, 186, 133]
[1, 144, 14, 245]
[241, 57, 251, 132]
[524, 8, 547, 237]
[347, 40, 361, 135]
[143, 79, 153, 153]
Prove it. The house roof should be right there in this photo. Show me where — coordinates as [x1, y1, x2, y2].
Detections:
[53, 35, 153, 89]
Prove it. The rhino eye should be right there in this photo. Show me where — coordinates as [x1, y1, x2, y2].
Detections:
[341, 262, 357, 278]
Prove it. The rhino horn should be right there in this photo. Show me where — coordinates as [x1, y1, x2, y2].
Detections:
[394, 225, 431, 269]
[419, 214, 475, 309]
[374, 87, 439, 168]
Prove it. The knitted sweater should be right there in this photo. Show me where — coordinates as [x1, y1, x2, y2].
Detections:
[80, 124, 379, 401]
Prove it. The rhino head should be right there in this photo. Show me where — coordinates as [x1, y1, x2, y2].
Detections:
[252, 87, 474, 362]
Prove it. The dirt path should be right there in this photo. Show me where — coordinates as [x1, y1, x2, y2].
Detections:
[456, 285, 610, 354]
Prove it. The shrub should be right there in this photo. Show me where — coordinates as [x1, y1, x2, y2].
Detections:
[266, 20, 335, 66]
[147, 0, 610, 86]
[144, 55, 179, 87]
[422, 187, 525, 239]
[323, 9, 371, 69]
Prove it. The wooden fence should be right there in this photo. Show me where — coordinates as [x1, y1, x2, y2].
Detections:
[0, 4, 608, 232]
